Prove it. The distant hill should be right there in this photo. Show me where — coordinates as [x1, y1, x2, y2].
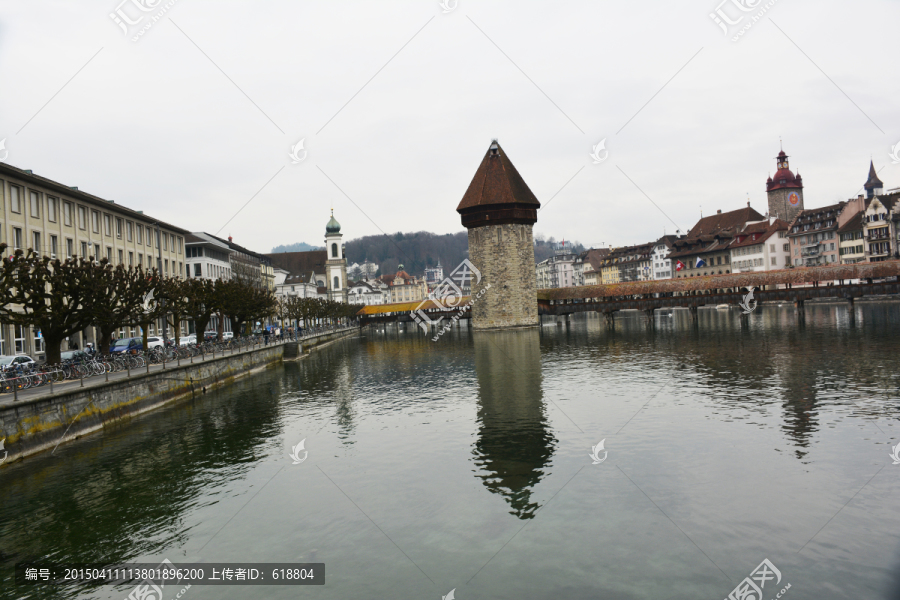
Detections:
[270, 242, 323, 253]
[273, 231, 584, 278]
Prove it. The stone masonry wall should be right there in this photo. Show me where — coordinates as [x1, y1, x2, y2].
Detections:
[468, 223, 538, 329]
[0, 329, 356, 464]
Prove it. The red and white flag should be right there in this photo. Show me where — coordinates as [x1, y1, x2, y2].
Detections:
[675, 260, 685, 272]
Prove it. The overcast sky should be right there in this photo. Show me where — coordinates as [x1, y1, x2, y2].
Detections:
[1, 0, 898, 254]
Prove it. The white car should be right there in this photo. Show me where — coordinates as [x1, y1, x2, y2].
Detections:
[146, 336, 165, 350]
[0, 355, 36, 369]
[222, 331, 234, 340]
[179, 334, 197, 346]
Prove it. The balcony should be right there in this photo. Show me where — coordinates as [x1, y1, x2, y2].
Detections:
[866, 231, 890, 242]
[800, 247, 820, 258]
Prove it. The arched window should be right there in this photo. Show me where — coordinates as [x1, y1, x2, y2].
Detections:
[333, 275, 340, 289]
[332, 243, 338, 258]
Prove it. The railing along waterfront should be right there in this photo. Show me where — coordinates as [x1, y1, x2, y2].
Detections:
[0, 325, 356, 398]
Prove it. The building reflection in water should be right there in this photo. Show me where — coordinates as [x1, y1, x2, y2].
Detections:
[471, 328, 556, 520]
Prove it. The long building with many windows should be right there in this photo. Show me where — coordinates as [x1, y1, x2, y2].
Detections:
[0, 162, 188, 358]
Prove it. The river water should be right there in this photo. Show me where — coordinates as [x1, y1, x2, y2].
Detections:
[2, 303, 900, 600]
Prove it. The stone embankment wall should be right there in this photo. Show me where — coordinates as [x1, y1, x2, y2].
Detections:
[0, 329, 356, 465]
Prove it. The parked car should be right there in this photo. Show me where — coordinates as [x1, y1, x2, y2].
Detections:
[204, 331, 218, 341]
[179, 334, 197, 346]
[110, 337, 142, 354]
[60, 350, 88, 363]
[0, 355, 36, 369]
[222, 331, 233, 340]
[146, 336, 165, 350]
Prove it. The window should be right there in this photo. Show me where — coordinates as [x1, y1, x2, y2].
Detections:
[81, 241, 88, 257]
[78, 206, 86, 230]
[138, 253, 143, 266]
[107, 247, 112, 262]
[783, 243, 789, 252]
[194, 263, 202, 277]
[94, 244, 101, 259]
[11, 227, 22, 250]
[164, 259, 168, 275]
[50, 235, 58, 258]
[29, 191, 41, 218]
[9, 185, 21, 213]
[127, 221, 133, 241]
[147, 226, 152, 246]
[14, 325, 26, 354]
[91, 210, 100, 233]
[177, 236, 183, 254]
[136, 225, 142, 244]
[163, 234, 168, 251]
[118, 249, 124, 264]
[170, 234, 175, 251]
[66, 238, 73, 258]
[47, 197, 58, 222]
[63, 201, 73, 226]
[116, 218, 123, 239]
[104, 214, 111, 236]
[128, 251, 133, 266]
[830, 243, 835, 251]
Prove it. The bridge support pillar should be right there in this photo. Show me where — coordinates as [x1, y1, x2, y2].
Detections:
[603, 311, 615, 325]
[688, 306, 698, 321]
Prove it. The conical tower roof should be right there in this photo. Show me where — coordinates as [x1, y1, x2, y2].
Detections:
[864, 160, 884, 190]
[457, 140, 540, 228]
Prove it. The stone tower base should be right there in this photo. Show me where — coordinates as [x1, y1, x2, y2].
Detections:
[468, 223, 538, 330]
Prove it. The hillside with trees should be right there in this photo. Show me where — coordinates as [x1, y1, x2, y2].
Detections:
[273, 231, 584, 279]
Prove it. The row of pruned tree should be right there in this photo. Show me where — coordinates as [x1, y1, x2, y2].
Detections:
[0, 245, 279, 364]
[275, 296, 359, 330]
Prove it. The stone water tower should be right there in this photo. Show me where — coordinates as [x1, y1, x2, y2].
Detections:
[457, 140, 540, 329]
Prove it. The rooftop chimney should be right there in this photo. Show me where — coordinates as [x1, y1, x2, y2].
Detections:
[228, 235, 233, 242]
[717, 209, 722, 214]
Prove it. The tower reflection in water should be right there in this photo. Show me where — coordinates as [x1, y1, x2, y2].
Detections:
[471, 328, 556, 520]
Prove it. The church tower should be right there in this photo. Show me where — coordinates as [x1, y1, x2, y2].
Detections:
[864, 160, 884, 199]
[324, 210, 348, 302]
[766, 148, 804, 222]
[457, 140, 540, 329]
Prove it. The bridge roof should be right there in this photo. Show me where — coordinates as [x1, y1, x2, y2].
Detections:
[537, 260, 900, 300]
[356, 297, 473, 316]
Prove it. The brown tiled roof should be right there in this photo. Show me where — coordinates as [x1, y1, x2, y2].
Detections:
[838, 212, 863, 233]
[457, 142, 540, 210]
[687, 207, 765, 238]
[585, 248, 610, 271]
[265, 251, 328, 276]
[787, 202, 845, 231]
[729, 219, 789, 249]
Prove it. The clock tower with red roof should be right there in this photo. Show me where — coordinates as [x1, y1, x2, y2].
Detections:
[766, 148, 804, 222]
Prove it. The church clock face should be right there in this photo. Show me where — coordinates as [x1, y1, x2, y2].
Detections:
[788, 192, 800, 206]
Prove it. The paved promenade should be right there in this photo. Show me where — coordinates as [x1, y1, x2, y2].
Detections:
[0, 327, 357, 408]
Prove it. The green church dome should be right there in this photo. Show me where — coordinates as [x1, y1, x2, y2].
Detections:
[326, 212, 341, 233]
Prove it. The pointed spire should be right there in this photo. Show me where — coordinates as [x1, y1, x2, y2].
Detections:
[865, 160, 883, 189]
